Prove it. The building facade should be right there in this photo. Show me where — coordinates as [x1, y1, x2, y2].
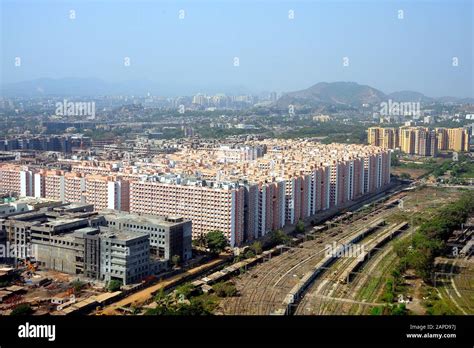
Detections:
[368, 126, 470, 156]
[0, 141, 392, 247]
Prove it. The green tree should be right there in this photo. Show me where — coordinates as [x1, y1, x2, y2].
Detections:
[382, 278, 395, 303]
[270, 230, 291, 246]
[10, 303, 32, 316]
[171, 255, 181, 268]
[370, 306, 383, 315]
[391, 152, 400, 167]
[390, 192, 474, 294]
[250, 241, 263, 255]
[154, 288, 167, 303]
[212, 282, 237, 297]
[175, 283, 197, 299]
[399, 172, 411, 180]
[295, 220, 305, 234]
[71, 279, 86, 294]
[205, 231, 229, 254]
[193, 233, 207, 248]
[244, 249, 256, 259]
[107, 279, 122, 292]
[391, 269, 402, 285]
[393, 239, 411, 258]
[391, 304, 408, 315]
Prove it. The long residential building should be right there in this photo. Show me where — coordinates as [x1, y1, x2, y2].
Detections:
[0, 140, 391, 247]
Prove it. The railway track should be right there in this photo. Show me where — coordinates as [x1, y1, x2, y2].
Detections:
[219, 197, 406, 314]
[296, 224, 394, 314]
[296, 223, 412, 315]
[223, 250, 304, 314]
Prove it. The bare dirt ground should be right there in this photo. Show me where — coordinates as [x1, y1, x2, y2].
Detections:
[391, 167, 429, 179]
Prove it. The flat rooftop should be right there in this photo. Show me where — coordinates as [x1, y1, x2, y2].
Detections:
[73, 227, 100, 236]
[99, 227, 149, 241]
[100, 209, 189, 227]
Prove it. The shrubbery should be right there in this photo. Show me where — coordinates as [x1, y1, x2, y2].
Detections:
[212, 282, 237, 298]
[107, 279, 122, 292]
[10, 303, 32, 316]
[394, 192, 474, 281]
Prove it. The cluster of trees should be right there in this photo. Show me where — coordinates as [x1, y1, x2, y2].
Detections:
[391, 152, 401, 167]
[449, 156, 474, 178]
[370, 303, 407, 316]
[399, 173, 411, 180]
[197, 126, 264, 139]
[381, 276, 398, 304]
[280, 122, 367, 144]
[268, 229, 291, 247]
[193, 230, 229, 255]
[391, 153, 474, 179]
[373, 192, 474, 315]
[145, 280, 239, 316]
[194, 223, 298, 259]
[320, 130, 367, 145]
[370, 268, 409, 316]
[145, 283, 218, 315]
[212, 282, 238, 298]
[431, 160, 454, 178]
[240, 241, 263, 259]
[393, 192, 474, 282]
[233, 229, 292, 262]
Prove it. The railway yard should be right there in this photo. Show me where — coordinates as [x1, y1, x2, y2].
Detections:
[215, 185, 473, 315]
[430, 257, 474, 315]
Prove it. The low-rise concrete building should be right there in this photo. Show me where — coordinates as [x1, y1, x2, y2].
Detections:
[0, 203, 191, 285]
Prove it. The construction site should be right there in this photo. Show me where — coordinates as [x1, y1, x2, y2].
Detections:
[0, 259, 116, 315]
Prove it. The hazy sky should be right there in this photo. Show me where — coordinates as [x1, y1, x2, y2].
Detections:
[1, 0, 473, 97]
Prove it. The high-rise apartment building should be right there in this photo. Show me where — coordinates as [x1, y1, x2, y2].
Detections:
[367, 127, 398, 150]
[369, 126, 470, 156]
[448, 128, 466, 152]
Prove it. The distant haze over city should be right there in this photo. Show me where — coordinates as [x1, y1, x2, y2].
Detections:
[2, 79, 474, 106]
[1, 0, 472, 98]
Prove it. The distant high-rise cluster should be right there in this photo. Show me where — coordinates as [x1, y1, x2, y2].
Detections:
[368, 126, 470, 156]
[0, 140, 391, 246]
[190, 93, 258, 109]
[1, 135, 72, 153]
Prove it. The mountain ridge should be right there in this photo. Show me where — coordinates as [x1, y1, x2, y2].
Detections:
[275, 82, 474, 108]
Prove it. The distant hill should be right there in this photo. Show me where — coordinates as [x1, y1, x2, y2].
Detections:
[386, 90, 433, 103]
[2, 78, 473, 103]
[275, 82, 474, 108]
[435, 96, 474, 104]
[275, 82, 386, 108]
